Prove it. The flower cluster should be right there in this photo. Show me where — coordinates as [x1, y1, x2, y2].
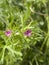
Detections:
[5, 29, 32, 37]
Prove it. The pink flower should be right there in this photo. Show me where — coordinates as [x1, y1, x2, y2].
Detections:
[5, 30, 12, 37]
[24, 29, 32, 37]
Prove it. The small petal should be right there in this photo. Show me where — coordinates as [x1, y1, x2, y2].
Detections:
[5, 30, 12, 37]
[24, 29, 32, 37]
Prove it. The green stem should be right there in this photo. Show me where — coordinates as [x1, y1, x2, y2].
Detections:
[35, 57, 39, 65]
[40, 33, 48, 51]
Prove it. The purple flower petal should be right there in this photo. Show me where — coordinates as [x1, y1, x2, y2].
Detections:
[5, 30, 12, 37]
[24, 29, 32, 37]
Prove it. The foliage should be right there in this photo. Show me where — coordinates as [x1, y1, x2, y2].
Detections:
[0, 0, 49, 65]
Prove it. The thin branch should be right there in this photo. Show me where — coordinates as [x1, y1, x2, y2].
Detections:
[30, 7, 48, 16]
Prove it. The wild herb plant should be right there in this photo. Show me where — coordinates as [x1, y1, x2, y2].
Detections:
[0, 0, 49, 65]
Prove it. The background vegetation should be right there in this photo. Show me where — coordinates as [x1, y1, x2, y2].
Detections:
[0, 0, 49, 65]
